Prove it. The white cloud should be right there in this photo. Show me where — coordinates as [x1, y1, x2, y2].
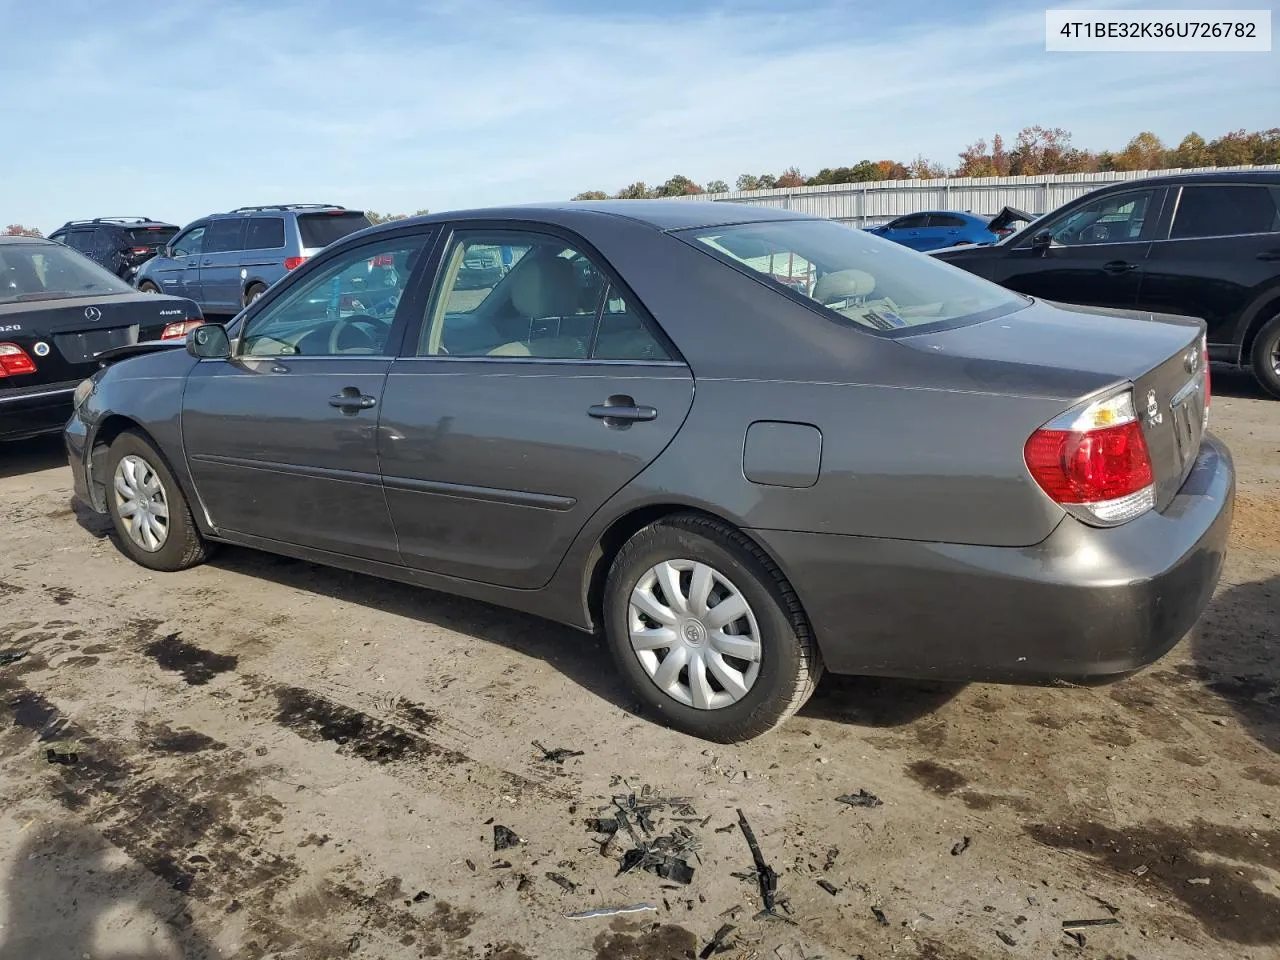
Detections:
[1, 0, 1273, 230]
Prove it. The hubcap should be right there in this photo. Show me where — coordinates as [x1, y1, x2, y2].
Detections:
[113, 455, 170, 552]
[628, 559, 762, 710]
[1271, 338, 1280, 377]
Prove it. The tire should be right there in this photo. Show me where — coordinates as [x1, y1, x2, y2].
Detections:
[1249, 314, 1280, 399]
[104, 430, 211, 572]
[138, 281, 161, 295]
[243, 283, 267, 309]
[602, 513, 822, 742]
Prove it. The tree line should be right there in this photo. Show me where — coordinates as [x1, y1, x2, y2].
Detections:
[571, 126, 1280, 199]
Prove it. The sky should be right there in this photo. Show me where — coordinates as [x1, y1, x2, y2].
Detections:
[1, 0, 1274, 233]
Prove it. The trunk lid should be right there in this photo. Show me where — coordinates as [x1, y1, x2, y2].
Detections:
[904, 300, 1208, 511]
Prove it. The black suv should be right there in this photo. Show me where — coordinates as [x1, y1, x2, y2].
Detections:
[48, 217, 179, 284]
[932, 171, 1280, 397]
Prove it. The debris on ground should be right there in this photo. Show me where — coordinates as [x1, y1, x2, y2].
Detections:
[411, 890, 430, 903]
[996, 930, 1018, 946]
[823, 847, 838, 870]
[546, 872, 577, 893]
[835, 789, 883, 808]
[588, 784, 701, 887]
[699, 923, 736, 958]
[0, 650, 28, 667]
[565, 903, 657, 920]
[1188, 877, 1211, 885]
[45, 748, 77, 765]
[1131, 864, 1149, 877]
[1064, 930, 1086, 948]
[951, 836, 972, 856]
[816, 879, 839, 896]
[493, 825, 523, 851]
[532, 740, 584, 764]
[871, 906, 889, 926]
[1090, 895, 1120, 915]
[736, 808, 783, 919]
[1061, 918, 1120, 930]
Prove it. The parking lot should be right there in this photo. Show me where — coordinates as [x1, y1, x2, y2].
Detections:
[0, 369, 1275, 959]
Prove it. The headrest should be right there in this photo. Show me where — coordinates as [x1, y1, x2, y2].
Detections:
[510, 256, 579, 318]
[812, 269, 875, 304]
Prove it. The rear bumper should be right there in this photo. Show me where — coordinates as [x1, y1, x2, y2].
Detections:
[0, 381, 79, 442]
[751, 434, 1235, 684]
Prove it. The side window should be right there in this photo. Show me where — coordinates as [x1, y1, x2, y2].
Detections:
[1046, 189, 1156, 246]
[203, 218, 246, 254]
[245, 217, 286, 250]
[592, 286, 671, 361]
[928, 214, 967, 228]
[66, 229, 93, 251]
[418, 231, 606, 359]
[240, 236, 428, 358]
[1171, 185, 1280, 240]
[170, 226, 206, 259]
[889, 214, 929, 230]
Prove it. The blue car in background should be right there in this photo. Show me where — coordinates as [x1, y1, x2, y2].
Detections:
[864, 207, 1032, 252]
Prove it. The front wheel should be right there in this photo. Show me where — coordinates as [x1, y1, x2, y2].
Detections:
[602, 514, 822, 742]
[104, 430, 211, 572]
[1249, 314, 1280, 399]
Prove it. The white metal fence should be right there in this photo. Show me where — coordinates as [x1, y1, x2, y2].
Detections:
[673, 165, 1280, 226]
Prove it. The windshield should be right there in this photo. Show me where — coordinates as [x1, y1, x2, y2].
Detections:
[298, 212, 373, 249]
[684, 219, 1026, 334]
[126, 226, 178, 249]
[0, 243, 135, 303]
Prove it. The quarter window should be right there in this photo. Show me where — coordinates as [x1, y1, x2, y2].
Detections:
[1044, 189, 1156, 246]
[239, 237, 428, 357]
[170, 227, 206, 258]
[244, 217, 286, 250]
[1171, 185, 1280, 240]
[592, 286, 672, 361]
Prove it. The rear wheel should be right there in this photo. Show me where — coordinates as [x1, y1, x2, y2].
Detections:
[1249, 314, 1280, 399]
[243, 282, 267, 309]
[104, 430, 211, 572]
[602, 514, 822, 742]
[138, 281, 161, 294]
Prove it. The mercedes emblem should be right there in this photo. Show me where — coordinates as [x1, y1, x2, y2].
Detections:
[84, 306, 102, 322]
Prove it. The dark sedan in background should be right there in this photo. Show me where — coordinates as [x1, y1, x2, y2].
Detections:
[933, 171, 1280, 397]
[65, 201, 1231, 742]
[0, 236, 202, 442]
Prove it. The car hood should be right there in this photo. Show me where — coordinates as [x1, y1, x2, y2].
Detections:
[900, 298, 1205, 401]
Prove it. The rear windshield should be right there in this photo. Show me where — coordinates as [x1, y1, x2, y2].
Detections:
[298, 212, 373, 249]
[126, 227, 178, 248]
[684, 219, 1025, 334]
[0, 243, 134, 303]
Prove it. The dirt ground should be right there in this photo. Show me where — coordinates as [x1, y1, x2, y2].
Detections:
[0, 370, 1276, 960]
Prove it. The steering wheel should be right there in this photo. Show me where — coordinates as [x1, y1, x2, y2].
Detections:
[327, 314, 386, 355]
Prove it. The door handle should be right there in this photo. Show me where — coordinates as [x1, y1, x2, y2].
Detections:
[1257, 250, 1280, 261]
[588, 396, 657, 425]
[329, 387, 377, 411]
[1102, 260, 1138, 274]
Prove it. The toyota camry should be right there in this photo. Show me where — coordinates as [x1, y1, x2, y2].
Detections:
[64, 201, 1233, 742]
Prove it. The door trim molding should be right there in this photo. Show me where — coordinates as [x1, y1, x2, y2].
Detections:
[188, 453, 383, 488]
[381, 473, 577, 511]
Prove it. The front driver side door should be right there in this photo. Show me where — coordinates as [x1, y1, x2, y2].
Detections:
[990, 187, 1165, 309]
[155, 224, 207, 300]
[181, 231, 434, 562]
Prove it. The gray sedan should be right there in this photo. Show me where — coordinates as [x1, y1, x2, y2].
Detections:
[64, 201, 1233, 742]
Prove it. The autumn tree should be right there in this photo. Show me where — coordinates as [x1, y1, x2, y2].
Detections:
[572, 190, 610, 200]
[775, 166, 807, 188]
[706, 179, 730, 194]
[1208, 129, 1256, 166]
[615, 181, 654, 199]
[875, 160, 910, 180]
[3, 224, 42, 237]
[1170, 133, 1208, 168]
[1114, 132, 1168, 171]
[909, 155, 947, 179]
[655, 174, 704, 197]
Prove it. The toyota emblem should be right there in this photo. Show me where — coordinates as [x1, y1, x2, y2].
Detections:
[84, 306, 102, 322]
[1183, 349, 1199, 374]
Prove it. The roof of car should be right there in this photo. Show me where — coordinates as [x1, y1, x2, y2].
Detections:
[0, 235, 53, 246]
[1090, 169, 1280, 188]
[396, 199, 817, 232]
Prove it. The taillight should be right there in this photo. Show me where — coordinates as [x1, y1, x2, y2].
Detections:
[0, 343, 36, 377]
[284, 256, 307, 270]
[131, 246, 151, 255]
[161, 319, 204, 341]
[369, 254, 394, 268]
[1024, 389, 1155, 527]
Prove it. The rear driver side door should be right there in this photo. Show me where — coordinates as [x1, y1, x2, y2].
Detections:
[378, 225, 694, 589]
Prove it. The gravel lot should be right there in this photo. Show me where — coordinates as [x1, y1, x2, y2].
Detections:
[0, 371, 1276, 960]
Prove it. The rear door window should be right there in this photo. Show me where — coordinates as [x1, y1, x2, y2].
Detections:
[1170, 185, 1280, 239]
[888, 214, 930, 230]
[298, 212, 373, 249]
[244, 217, 286, 250]
[204, 219, 247, 254]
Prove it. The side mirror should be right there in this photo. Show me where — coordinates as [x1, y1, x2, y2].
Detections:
[187, 323, 231, 360]
[1031, 230, 1053, 254]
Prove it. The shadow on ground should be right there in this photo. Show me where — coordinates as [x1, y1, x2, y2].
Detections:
[1209, 365, 1274, 401]
[1189, 574, 1280, 754]
[0, 821, 217, 960]
[0, 435, 66, 480]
